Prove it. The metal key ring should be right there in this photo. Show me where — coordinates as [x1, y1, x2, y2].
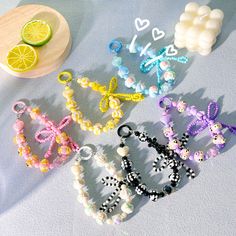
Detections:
[117, 124, 133, 138]
[76, 145, 94, 161]
[12, 101, 27, 114]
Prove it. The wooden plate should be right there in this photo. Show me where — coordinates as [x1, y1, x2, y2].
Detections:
[0, 4, 72, 78]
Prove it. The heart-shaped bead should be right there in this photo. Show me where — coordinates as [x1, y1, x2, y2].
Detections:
[117, 146, 129, 157]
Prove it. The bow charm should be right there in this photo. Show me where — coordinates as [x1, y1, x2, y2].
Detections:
[187, 101, 236, 136]
[35, 115, 79, 158]
[99, 77, 144, 113]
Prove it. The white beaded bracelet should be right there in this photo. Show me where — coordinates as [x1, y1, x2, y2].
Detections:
[71, 145, 135, 225]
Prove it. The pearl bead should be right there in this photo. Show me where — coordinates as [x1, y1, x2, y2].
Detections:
[117, 146, 129, 157]
[121, 202, 134, 214]
[95, 211, 107, 225]
[210, 9, 224, 20]
[71, 165, 84, 176]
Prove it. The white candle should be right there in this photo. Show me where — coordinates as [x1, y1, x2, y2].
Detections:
[174, 2, 224, 56]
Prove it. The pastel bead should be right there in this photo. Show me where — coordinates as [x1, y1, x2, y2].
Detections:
[13, 119, 24, 132]
[71, 164, 84, 176]
[94, 153, 108, 167]
[112, 56, 122, 67]
[121, 202, 134, 214]
[109, 98, 120, 109]
[185, 2, 199, 12]
[118, 66, 129, 78]
[148, 86, 158, 97]
[96, 211, 107, 225]
[40, 159, 50, 172]
[120, 185, 132, 200]
[164, 71, 176, 82]
[160, 61, 170, 71]
[125, 76, 136, 88]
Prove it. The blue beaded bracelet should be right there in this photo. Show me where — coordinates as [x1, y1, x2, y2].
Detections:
[109, 39, 188, 98]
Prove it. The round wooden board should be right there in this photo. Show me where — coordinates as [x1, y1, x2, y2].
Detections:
[0, 4, 72, 78]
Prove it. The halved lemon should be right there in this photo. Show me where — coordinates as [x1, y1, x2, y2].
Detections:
[7, 44, 38, 72]
[21, 20, 52, 46]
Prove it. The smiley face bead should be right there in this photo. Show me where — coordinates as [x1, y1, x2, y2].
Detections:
[163, 126, 174, 137]
[213, 134, 226, 145]
[180, 148, 190, 160]
[177, 101, 187, 113]
[194, 151, 205, 162]
[210, 122, 222, 134]
[168, 139, 181, 150]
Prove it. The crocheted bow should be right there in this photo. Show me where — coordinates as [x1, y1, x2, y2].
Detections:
[187, 101, 236, 136]
[98, 77, 144, 113]
[140, 48, 188, 86]
[35, 115, 79, 158]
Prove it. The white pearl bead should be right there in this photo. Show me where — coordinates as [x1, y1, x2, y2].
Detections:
[116, 146, 129, 157]
[121, 202, 134, 214]
[185, 2, 199, 13]
[120, 185, 132, 200]
[95, 211, 107, 225]
[205, 19, 221, 34]
[71, 165, 84, 176]
[174, 40, 185, 49]
[73, 179, 85, 190]
[94, 153, 108, 167]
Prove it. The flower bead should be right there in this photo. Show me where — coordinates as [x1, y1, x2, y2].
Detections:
[160, 61, 170, 70]
[71, 111, 83, 122]
[109, 97, 120, 109]
[13, 119, 24, 132]
[118, 66, 129, 78]
[39, 158, 50, 172]
[112, 109, 124, 119]
[106, 120, 117, 129]
[210, 122, 222, 134]
[77, 77, 90, 88]
[112, 56, 122, 67]
[168, 139, 181, 150]
[164, 71, 176, 82]
[180, 148, 190, 160]
[93, 123, 103, 135]
[80, 120, 92, 131]
[213, 134, 226, 145]
[163, 126, 174, 137]
[63, 87, 74, 98]
[177, 101, 187, 113]
[148, 86, 158, 97]
[125, 76, 136, 88]
[207, 147, 219, 158]
[95, 211, 107, 225]
[160, 83, 172, 93]
[194, 151, 205, 162]
[58, 145, 72, 156]
[135, 81, 146, 93]
[56, 132, 69, 144]
[26, 155, 39, 167]
[21, 146, 31, 156]
[29, 107, 41, 120]
[13, 134, 26, 145]
[66, 100, 77, 110]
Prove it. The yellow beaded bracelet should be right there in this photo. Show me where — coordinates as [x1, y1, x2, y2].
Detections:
[58, 71, 144, 135]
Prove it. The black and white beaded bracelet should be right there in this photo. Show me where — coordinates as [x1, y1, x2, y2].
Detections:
[108, 124, 196, 202]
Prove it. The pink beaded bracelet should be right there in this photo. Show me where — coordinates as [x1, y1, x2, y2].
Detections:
[12, 101, 79, 172]
[158, 96, 236, 162]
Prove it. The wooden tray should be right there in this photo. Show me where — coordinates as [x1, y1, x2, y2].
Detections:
[0, 4, 72, 78]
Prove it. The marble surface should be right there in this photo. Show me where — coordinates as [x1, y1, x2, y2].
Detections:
[0, 0, 236, 235]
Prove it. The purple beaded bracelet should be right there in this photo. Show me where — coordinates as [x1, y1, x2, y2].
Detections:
[158, 96, 236, 162]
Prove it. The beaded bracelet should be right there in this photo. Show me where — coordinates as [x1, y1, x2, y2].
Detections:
[71, 145, 134, 225]
[158, 96, 236, 162]
[104, 124, 195, 202]
[109, 39, 188, 97]
[58, 71, 144, 135]
[12, 101, 79, 172]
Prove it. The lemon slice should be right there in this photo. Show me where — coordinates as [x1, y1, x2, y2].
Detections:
[21, 20, 52, 46]
[7, 44, 38, 72]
